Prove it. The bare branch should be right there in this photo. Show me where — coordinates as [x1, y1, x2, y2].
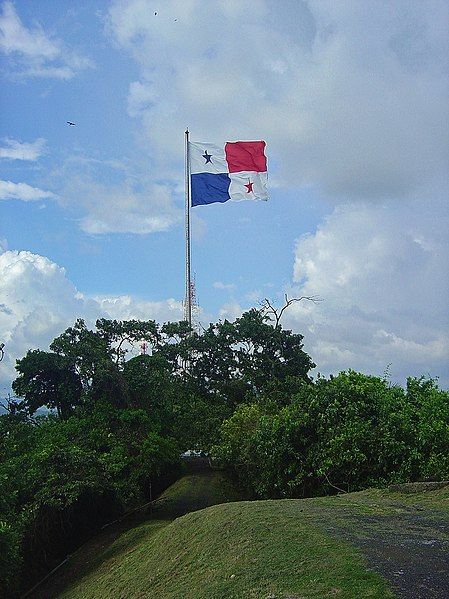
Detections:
[259, 294, 323, 327]
[0, 392, 21, 414]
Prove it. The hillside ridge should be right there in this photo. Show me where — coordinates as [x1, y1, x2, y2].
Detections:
[29, 465, 449, 598]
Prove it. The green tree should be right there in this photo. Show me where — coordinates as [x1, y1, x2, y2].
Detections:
[161, 309, 315, 408]
[96, 318, 160, 364]
[50, 319, 111, 392]
[12, 350, 82, 418]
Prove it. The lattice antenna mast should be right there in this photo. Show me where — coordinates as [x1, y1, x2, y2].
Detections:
[190, 273, 200, 328]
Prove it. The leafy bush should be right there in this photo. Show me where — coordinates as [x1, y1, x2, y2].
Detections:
[0, 407, 180, 595]
[212, 372, 449, 498]
[0, 520, 21, 598]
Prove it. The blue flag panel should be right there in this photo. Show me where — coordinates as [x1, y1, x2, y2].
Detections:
[191, 172, 231, 206]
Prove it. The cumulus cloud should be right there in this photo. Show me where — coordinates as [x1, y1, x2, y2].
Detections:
[218, 302, 243, 322]
[78, 181, 180, 235]
[11, 1, 443, 237]
[0, 248, 183, 391]
[104, 0, 449, 384]
[0, 1, 92, 78]
[0, 180, 56, 201]
[52, 157, 182, 235]
[0, 137, 46, 161]
[94, 295, 184, 322]
[107, 0, 449, 200]
[284, 197, 449, 385]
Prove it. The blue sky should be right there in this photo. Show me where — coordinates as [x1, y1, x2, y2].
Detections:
[1, 0, 448, 392]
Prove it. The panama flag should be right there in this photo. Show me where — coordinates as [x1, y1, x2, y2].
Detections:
[189, 141, 268, 207]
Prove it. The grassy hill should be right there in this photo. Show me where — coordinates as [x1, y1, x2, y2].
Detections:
[30, 467, 449, 599]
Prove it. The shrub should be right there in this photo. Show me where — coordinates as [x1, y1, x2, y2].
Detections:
[0, 520, 21, 598]
[213, 372, 449, 499]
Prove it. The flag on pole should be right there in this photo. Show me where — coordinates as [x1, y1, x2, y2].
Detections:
[189, 141, 268, 206]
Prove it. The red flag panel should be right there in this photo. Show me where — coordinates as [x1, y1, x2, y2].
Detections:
[225, 141, 267, 173]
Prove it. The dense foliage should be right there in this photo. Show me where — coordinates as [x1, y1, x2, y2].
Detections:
[1, 310, 448, 595]
[1, 310, 313, 595]
[0, 407, 180, 596]
[211, 372, 449, 498]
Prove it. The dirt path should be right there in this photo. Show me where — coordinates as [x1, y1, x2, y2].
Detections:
[302, 492, 449, 599]
[332, 510, 449, 598]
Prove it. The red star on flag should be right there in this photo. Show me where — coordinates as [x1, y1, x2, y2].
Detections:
[245, 180, 254, 193]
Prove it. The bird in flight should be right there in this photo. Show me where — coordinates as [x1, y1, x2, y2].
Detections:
[67, 121, 76, 126]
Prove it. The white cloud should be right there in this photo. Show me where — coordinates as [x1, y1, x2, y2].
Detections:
[107, 0, 449, 200]
[246, 289, 262, 303]
[0, 137, 46, 161]
[213, 281, 236, 291]
[93, 295, 183, 322]
[0, 248, 184, 391]
[52, 156, 182, 235]
[78, 181, 180, 235]
[0, 180, 56, 201]
[285, 198, 449, 386]
[218, 302, 243, 322]
[127, 80, 156, 117]
[0, 1, 92, 79]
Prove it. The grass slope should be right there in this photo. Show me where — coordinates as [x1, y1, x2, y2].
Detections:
[31, 470, 449, 599]
[67, 500, 393, 599]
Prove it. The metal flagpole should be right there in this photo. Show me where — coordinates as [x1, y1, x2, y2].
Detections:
[184, 128, 192, 328]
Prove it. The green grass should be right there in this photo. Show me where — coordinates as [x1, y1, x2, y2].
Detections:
[150, 469, 245, 519]
[59, 501, 393, 599]
[32, 474, 449, 599]
[307, 484, 449, 516]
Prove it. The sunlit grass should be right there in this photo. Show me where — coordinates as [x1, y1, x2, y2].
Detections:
[55, 475, 401, 599]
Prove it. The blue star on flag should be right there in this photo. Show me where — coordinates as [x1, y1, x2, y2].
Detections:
[202, 150, 212, 164]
